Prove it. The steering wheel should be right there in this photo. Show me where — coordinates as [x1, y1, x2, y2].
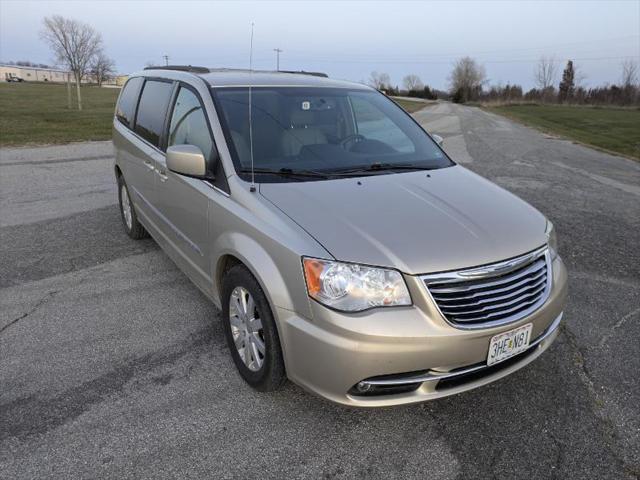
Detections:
[339, 134, 366, 150]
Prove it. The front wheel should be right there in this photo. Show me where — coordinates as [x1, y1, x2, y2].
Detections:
[221, 265, 286, 391]
[117, 175, 147, 239]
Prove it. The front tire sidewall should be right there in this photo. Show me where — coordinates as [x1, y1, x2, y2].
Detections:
[117, 176, 146, 239]
[222, 266, 286, 391]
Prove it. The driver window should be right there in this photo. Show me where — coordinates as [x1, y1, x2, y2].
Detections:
[168, 87, 213, 161]
[350, 96, 415, 153]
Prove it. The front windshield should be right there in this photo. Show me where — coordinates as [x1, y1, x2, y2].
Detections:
[212, 87, 453, 181]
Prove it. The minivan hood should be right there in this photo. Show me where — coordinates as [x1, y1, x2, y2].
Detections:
[260, 166, 547, 274]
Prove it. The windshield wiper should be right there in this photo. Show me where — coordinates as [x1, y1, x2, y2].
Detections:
[239, 167, 330, 179]
[239, 164, 435, 180]
[333, 163, 438, 174]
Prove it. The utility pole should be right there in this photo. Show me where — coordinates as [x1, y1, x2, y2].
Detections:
[162, 55, 169, 66]
[273, 48, 283, 71]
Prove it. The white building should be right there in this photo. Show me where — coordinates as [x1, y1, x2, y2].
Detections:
[0, 64, 72, 83]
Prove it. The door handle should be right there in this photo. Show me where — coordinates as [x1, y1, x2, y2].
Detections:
[143, 159, 155, 171]
[157, 169, 169, 182]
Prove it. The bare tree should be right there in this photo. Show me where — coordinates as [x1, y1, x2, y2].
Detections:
[90, 51, 116, 86]
[534, 56, 558, 102]
[573, 62, 587, 89]
[369, 71, 391, 90]
[620, 59, 639, 105]
[403, 74, 424, 92]
[40, 15, 103, 110]
[534, 56, 557, 89]
[449, 57, 486, 103]
[621, 59, 638, 87]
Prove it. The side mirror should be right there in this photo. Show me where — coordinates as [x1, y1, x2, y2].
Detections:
[432, 134, 444, 147]
[166, 145, 207, 178]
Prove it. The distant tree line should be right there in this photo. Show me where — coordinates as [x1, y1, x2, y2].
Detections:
[447, 56, 639, 106]
[522, 83, 639, 106]
[406, 86, 438, 100]
[368, 58, 639, 106]
[367, 71, 444, 100]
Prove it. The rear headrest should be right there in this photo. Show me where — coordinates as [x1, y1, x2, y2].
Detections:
[290, 109, 314, 128]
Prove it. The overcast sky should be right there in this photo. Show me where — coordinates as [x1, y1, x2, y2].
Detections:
[1, 0, 639, 90]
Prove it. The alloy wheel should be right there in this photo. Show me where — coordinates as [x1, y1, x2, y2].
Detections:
[120, 184, 133, 230]
[229, 286, 265, 371]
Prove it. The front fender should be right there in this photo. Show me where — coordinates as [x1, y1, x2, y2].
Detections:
[211, 232, 309, 317]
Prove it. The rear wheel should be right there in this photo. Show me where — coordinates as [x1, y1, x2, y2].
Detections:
[117, 175, 147, 239]
[222, 265, 286, 391]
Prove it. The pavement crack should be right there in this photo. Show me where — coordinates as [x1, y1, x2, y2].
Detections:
[561, 324, 597, 394]
[560, 324, 633, 477]
[0, 326, 214, 442]
[570, 270, 640, 289]
[488, 449, 500, 480]
[550, 160, 640, 197]
[598, 306, 640, 348]
[0, 290, 59, 335]
[548, 431, 566, 479]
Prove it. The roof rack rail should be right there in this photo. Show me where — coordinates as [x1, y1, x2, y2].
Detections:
[142, 66, 329, 78]
[279, 70, 328, 78]
[144, 65, 210, 74]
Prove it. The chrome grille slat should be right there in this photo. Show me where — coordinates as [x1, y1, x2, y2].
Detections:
[428, 259, 546, 294]
[440, 284, 546, 316]
[431, 271, 547, 304]
[437, 281, 546, 312]
[422, 247, 552, 329]
[448, 294, 542, 322]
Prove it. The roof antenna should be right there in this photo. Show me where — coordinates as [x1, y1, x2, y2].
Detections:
[248, 22, 256, 193]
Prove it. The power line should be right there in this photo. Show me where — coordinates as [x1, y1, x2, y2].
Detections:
[271, 55, 637, 65]
[283, 34, 640, 61]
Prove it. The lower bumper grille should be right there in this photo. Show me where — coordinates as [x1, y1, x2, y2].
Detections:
[349, 312, 563, 398]
[422, 246, 552, 328]
[435, 345, 537, 391]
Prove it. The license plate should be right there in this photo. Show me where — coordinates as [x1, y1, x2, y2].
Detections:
[487, 323, 532, 366]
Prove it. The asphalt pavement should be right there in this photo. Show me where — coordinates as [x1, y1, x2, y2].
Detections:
[1, 103, 639, 479]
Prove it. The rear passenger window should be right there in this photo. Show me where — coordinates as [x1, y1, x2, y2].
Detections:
[168, 87, 213, 162]
[134, 80, 174, 147]
[116, 77, 143, 127]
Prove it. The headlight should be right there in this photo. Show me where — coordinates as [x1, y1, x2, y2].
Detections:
[546, 220, 558, 259]
[302, 257, 411, 312]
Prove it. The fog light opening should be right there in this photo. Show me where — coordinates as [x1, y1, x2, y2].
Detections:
[349, 380, 421, 397]
[356, 381, 372, 393]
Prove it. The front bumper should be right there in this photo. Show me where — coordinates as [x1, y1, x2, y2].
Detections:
[277, 256, 568, 407]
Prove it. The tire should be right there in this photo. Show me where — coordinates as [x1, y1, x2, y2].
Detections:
[221, 264, 286, 391]
[117, 175, 147, 240]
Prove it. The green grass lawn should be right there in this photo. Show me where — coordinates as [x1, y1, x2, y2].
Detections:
[0, 82, 120, 146]
[486, 104, 640, 160]
[392, 97, 429, 113]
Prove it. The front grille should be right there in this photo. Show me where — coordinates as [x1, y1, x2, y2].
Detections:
[423, 247, 551, 328]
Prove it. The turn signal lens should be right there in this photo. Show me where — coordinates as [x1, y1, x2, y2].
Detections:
[303, 258, 324, 296]
[302, 257, 412, 312]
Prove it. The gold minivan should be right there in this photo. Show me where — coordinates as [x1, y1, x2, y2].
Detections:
[113, 66, 567, 406]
